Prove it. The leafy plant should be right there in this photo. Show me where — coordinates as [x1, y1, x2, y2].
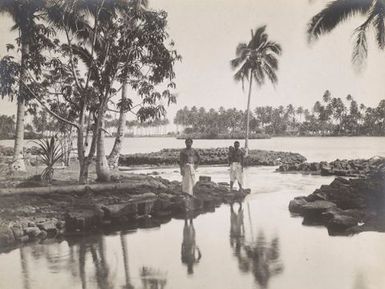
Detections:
[34, 136, 63, 182]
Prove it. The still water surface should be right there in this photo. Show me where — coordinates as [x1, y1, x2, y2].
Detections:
[2, 136, 385, 161]
[0, 137, 385, 289]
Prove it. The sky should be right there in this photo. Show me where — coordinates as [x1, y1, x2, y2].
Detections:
[1, 0, 385, 122]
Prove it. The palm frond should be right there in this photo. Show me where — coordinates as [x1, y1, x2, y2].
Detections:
[264, 53, 279, 70]
[262, 63, 278, 85]
[235, 42, 248, 57]
[249, 25, 267, 49]
[352, 26, 368, 67]
[253, 66, 265, 86]
[263, 41, 282, 55]
[372, 1, 385, 49]
[307, 0, 372, 42]
[230, 57, 245, 70]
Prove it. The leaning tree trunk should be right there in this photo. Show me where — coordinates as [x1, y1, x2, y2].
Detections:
[108, 81, 127, 169]
[245, 73, 253, 156]
[11, 40, 29, 172]
[96, 111, 111, 182]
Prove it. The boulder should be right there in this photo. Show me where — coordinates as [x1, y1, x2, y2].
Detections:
[10, 224, 24, 241]
[0, 225, 15, 247]
[301, 200, 337, 217]
[288, 197, 308, 214]
[24, 227, 42, 238]
[101, 203, 137, 219]
[65, 209, 103, 232]
[199, 176, 211, 182]
[327, 214, 359, 235]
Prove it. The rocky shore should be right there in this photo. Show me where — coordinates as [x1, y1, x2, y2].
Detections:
[0, 174, 249, 252]
[119, 148, 306, 167]
[277, 156, 385, 177]
[176, 133, 270, 140]
[288, 169, 385, 235]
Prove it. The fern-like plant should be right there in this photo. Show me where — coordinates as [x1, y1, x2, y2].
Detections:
[34, 136, 63, 182]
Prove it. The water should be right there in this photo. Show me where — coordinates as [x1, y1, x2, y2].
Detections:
[0, 137, 385, 289]
[2, 136, 385, 162]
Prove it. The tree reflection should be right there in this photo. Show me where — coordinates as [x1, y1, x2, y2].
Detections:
[244, 233, 283, 288]
[140, 267, 167, 289]
[229, 202, 284, 288]
[181, 218, 201, 274]
[19, 246, 31, 289]
[120, 233, 134, 289]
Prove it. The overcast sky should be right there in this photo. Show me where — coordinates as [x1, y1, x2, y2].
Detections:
[1, 0, 385, 121]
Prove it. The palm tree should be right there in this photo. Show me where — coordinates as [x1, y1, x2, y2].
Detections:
[307, 0, 385, 67]
[0, 0, 46, 171]
[231, 25, 282, 153]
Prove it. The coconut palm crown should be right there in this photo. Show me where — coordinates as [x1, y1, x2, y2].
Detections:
[231, 25, 282, 151]
[307, 0, 385, 66]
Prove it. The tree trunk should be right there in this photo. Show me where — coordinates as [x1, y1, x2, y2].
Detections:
[96, 112, 111, 182]
[11, 40, 29, 172]
[108, 81, 127, 169]
[77, 107, 89, 184]
[245, 73, 253, 155]
[79, 161, 89, 184]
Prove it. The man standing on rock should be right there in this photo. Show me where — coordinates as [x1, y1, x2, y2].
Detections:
[229, 141, 244, 191]
[180, 138, 200, 195]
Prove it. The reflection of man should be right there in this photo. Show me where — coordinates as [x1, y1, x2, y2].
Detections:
[230, 202, 245, 254]
[181, 218, 201, 274]
[228, 141, 244, 191]
[179, 138, 200, 195]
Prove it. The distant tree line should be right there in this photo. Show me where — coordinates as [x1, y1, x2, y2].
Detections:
[174, 91, 385, 136]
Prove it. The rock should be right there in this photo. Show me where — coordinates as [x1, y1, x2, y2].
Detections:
[65, 209, 103, 232]
[19, 235, 29, 243]
[24, 227, 42, 238]
[327, 214, 359, 235]
[119, 148, 306, 167]
[37, 221, 57, 237]
[0, 225, 15, 247]
[199, 176, 211, 182]
[56, 221, 65, 229]
[288, 197, 308, 214]
[301, 200, 337, 216]
[289, 170, 385, 234]
[37, 221, 57, 232]
[10, 224, 24, 241]
[101, 203, 137, 218]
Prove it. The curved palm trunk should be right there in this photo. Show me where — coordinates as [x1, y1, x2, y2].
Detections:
[245, 73, 253, 156]
[108, 81, 127, 169]
[12, 40, 29, 172]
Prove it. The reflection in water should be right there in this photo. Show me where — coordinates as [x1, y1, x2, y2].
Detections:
[181, 218, 202, 274]
[70, 235, 117, 289]
[230, 202, 284, 288]
[20, 246, 31, 289]
[230, 202, 245, 254]
[121, 233, 134, 289]
[140, 267, 167, 289]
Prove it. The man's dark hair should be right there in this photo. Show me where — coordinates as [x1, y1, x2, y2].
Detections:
[185, 137, 193, 143]
[234, 141, 240, 145]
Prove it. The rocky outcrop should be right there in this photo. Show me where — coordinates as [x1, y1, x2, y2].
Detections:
[0, 174, 249, 251]
[278, 156, 385, 177]
[289, 170, 385, 235]
[119, 148, 306, 167]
